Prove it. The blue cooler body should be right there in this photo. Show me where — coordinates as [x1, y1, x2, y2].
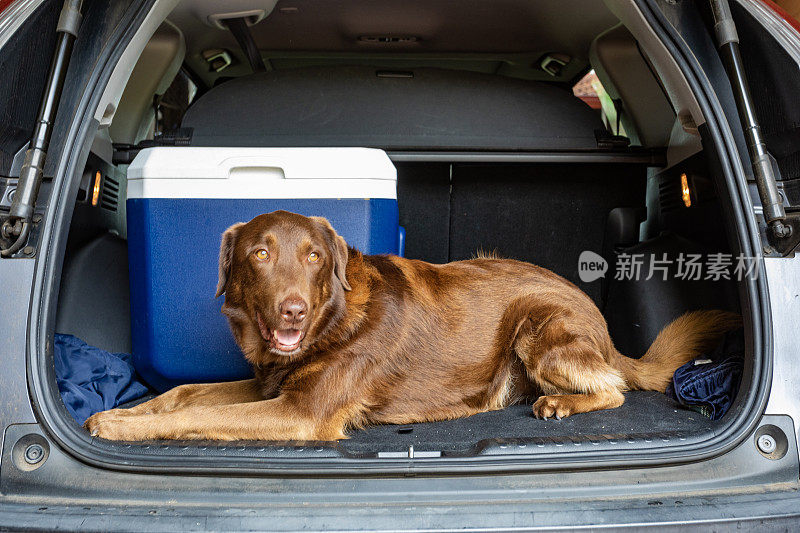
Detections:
[126, 147, 400, 391]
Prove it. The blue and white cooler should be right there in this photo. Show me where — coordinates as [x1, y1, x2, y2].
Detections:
[126, 147, 401, 391]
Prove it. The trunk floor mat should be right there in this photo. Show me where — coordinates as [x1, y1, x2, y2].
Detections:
[339, 391, 720, 455]
[121, 390, 721, 456]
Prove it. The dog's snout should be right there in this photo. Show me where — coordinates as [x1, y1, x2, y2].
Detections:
[279, 297, 308, 323]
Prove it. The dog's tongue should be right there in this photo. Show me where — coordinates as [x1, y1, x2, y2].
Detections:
[275, 328, 302, 346]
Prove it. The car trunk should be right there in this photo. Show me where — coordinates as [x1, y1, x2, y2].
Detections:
[54, 147, 742, 460]
[36, 0, 765, 470]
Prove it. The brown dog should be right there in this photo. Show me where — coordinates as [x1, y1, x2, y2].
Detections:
[85, 210, 741, 441]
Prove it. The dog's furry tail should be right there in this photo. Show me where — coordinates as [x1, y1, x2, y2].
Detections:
[611, 310, 742, 392]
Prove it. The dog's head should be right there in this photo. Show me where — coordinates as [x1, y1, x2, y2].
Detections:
[216, 211, 351, 361]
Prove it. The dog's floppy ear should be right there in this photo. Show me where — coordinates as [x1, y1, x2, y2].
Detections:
[216, 222, 245, 297]
[310, 216, 352, 291]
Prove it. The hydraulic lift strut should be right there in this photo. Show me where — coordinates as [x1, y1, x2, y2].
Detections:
[709, 0, 800, 256]
[0, 0, 83, 257]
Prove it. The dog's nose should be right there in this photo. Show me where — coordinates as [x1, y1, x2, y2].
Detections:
[279, 298, 308, 323]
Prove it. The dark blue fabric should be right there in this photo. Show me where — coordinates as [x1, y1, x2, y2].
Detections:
[54, 334, 149, 425]
[666, 329, 744, 420]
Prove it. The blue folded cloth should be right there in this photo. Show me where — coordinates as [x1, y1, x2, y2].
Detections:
[54, 334, 149, 425]
[666, 328, 744, 420]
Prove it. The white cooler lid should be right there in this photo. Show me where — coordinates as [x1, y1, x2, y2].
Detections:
[127, 147, 397, 199]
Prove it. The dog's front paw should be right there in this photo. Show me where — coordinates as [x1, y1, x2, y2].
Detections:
[84, 409, 148, 440]
[532, 395, 573, 420]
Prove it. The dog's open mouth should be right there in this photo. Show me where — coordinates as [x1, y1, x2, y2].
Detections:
[257, 313, 305, 352]
[272, 328, 304, 351]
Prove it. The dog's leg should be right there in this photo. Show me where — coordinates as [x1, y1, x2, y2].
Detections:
[86, 379, 265, 428]
[84, 396, 342, 441]
[515, 315, 626, 419]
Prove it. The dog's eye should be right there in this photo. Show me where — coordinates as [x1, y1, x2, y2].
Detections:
[308, 252, 320, 263]
[254, 249, 269, 261]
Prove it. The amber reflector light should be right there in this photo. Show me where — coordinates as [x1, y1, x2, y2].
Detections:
[91, 171, 101, 206]
[681, 173, 691, 207]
